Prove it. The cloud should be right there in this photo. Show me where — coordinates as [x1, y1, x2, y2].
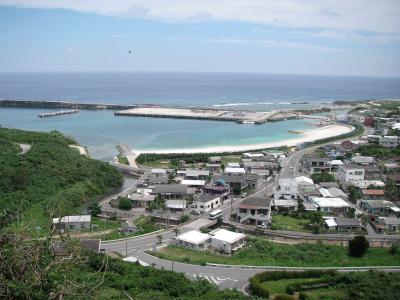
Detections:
[0, 0, 399, 33]
[313, 30, 400, 44]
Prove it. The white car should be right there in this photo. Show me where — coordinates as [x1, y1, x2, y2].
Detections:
[257, 223, 267, 229]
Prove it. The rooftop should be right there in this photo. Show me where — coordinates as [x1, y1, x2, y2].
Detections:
[312, 197, 350, 208]
[181, 179, 205, 186]
[209, 228, 245, 244]
[175, 230, 210, 244]
[239, 196, 271, 209]
[154, 184, 189, 194]
[185, 169, 210, 177]
[362, 189, 385, 196]
[53, 215, 91, 224]
[225, 167, 246, 174]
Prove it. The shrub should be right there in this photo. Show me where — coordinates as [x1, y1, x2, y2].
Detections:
[389, 242, 400, 255]
[180, 214, 189, 223]
[88, 203, 101, 216]
[118, 197, 132, 210]
[274, 295, 294, 300]
[349, 235, 369, 257]
[298, 291, 308, 300]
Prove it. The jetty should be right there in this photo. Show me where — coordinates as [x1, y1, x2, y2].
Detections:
[38, 109, 79, 118]
[115, 107, 272, 124]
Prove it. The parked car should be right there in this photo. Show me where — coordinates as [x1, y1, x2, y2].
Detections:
[257, 223, 267, 229]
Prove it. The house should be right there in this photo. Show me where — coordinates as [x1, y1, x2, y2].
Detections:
[360, 200, 394, 215]
[208, 156, 222, 164]
[192, 194, 221, 213]
[337, 164, 365, 183]
[120, 220, 137, 234]
[300, 153, 331, 174]
[237, 196, 271, 226]
[272, 199, 298, 212]
[251, 169, 268, 177]
[151, 168, 167, 177]
[175, 230, 211, 250]
[318, 181, 340, 189]
[351, 156, 375, 165]
[203, 179, 230, 200]
[273, 178, 298, 200]
[206, 163, 221, 174]
[319, 187, 348, 200]
[380, 136, 399, 148]
[376, 217, 400, 233]
[144, 175, 169, 186]
[324, 217, 364, 232]
[242, 161, 266, 172]
[295, 176, 319, 201]
[128, 193, 156, 208]
[224, 167, 246, 174]
[353, 180, 385, 189]
[185, 169, 210, 180]
[180, 179, 206, 190]
[166, 199, 188, 211]
[361, 189, 385, 200]
[361, 165, 382, 181]
[52, 215, 91, 232]
[153, 184, 194, 201]
[329, 160, 343, 172]
[219, 173, 261, 194]
[311, 197, 350, 214]
[209, 228, 246, 253]
[227, 162, 241, 168]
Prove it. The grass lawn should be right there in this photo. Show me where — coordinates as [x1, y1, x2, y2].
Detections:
[221, 155, 242, 165]
[140, 159, 175, 169]
[271, 215, 312, 233]
[117, 155, 129, 165]
[306, 287, 347, 300]
[261, 278, 316, 294]
[152, 238, 400, 267]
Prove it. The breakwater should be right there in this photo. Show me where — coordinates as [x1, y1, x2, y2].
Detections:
[38, 109, 79, 118]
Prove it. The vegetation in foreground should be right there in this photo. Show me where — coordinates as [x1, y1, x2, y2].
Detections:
[153, 238, 400, 267]
[0, 128, 123, 233]
[0, 219, 248, 299]
[250, 270, 400, 300]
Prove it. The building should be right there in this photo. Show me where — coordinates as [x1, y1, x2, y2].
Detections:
[380, 136, 399, 148]
[352, 180, 385, 189]
[329, 160, 343, 173]
[151, 168, 167, 177]
[337, 164, 365, 183]
[273, 178, 298, 200]
[360, 200, 394, 215]
[311, 197, 350, 214]
[237, 196, 271, 226]
[272, 199, 298, 212]
[175, 230, 211, 250]
[300, 154, 331, 174]
[227, 162, 241, 168]
[242, 161, 266, 172]
[351, 156, 375, 165]
[208, 156, 222, 164]
[295, 176, 319, 201]
[377, 217, 400, 232]
[209, 228, 246, 253]
[206, 163, 221, 174]
[128, 193, 156, 208]
[185, 169, 210, 180]
[361, 165, 382, 181]
[153, 184, 194, 201]
[52, 215, 91, 232]
[192, 194, 221, 213]
[319, 187, 348, 200]
[361, 189, 385, 200]
[203, 179, 230, 200]
[180, 179, 206, 190]
[224, 166, 245, 174]
[324, 217, 364, 232]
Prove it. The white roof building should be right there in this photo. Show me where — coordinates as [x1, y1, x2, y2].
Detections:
[227, 162, 241, 168]
[53, 215, 91, 224]
[181, 179, 205, 186]
[319, 187, 348, 199]
[175, 230, 211, 245]
[209, 228, 246, 253]
[294, 176, 314, 185]
[243, 152, 264, 158]
[311, 197, 350, 212]
[166, 200, 187, 210]
[225, 167, 246, 174]
[151, 168, 167, 175]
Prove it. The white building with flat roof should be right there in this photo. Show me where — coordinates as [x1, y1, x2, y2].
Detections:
[175, 230, 211, 250]
[52, 215, 91, 231]
[311, 197, 350, 214]
[225, 167, 246, 174]
[209, 228, 246, 253]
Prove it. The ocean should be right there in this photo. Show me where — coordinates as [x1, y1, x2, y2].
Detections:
[0, 72, 399, 160]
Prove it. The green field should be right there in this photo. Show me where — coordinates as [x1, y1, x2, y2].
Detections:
[271, 215, 312, 233]
[153, 238, 400, 267]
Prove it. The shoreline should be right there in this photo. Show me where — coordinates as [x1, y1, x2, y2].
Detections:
[131, 123, 354, 154]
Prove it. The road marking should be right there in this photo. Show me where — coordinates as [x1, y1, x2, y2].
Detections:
[194, 273, 238, 286]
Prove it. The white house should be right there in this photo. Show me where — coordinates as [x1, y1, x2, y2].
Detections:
[227, 162, 241, 168]
[311, 197, 350, 214]
[337, 164, 365, 183]
[273, 178, 298, 200]
[175, 230, 211, 250]
[224, 167, 246, 174]
[379, 136, 399, 148]
[209, 228, 246, 253]
[192, 194, 221, 213]
[52, 215, 91, 231]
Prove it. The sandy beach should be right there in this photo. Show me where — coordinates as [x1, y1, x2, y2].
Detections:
[132, 123, 354, 154]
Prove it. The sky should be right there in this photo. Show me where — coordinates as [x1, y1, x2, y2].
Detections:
[0, 0, 399, 77]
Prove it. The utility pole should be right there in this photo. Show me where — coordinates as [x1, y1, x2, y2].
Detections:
[125, 239, 128, 257]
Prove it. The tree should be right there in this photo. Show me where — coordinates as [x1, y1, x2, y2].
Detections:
[310, 172, 335, 183]
[385, 179, 399, 202]
[89, 202, 101, 217]
[349, 235, 369, 257]
[216, 216, 223, 226]
[348, 185, 363, 203]
[118, 197, 132, 210]
[180, 214, 189, 223]
[308, 211, 323, 233]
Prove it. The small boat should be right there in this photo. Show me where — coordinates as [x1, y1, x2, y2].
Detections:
[242, 120, 255, 125]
